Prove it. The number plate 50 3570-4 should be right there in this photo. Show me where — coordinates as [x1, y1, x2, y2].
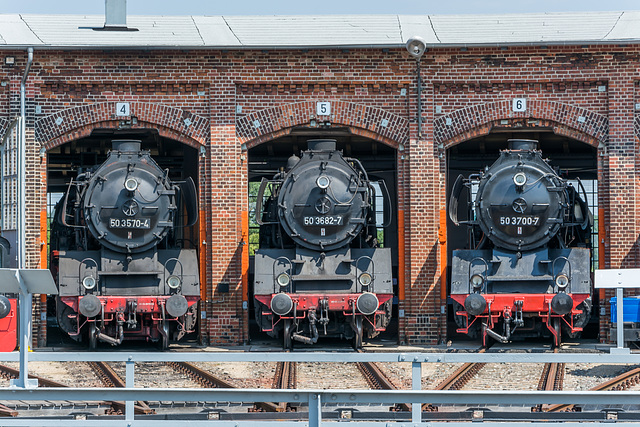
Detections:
[109, 218, 151, 229]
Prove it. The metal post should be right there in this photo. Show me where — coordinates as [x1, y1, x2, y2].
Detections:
[125, 358, 135, 421]
[610, 287, 630, 354]
[10, 271, 36, 388]
[416, 60, 422, 139]
[308, 393, 321, 427]
[412, 360, 422, 423]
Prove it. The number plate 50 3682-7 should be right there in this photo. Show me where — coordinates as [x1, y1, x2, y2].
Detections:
[109, 218, 151, 229]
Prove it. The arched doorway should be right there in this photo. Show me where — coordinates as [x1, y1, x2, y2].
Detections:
[45, 128, 202, 347]
[246, 126, 400, 347]
[445, 127, 600, 343]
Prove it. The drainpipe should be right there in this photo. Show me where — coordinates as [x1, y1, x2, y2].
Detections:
[15, 47, 33, 389]
[18, 47, 33, 270]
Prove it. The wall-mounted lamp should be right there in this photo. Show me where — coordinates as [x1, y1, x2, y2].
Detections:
[405, 36, 427, 139]
[5, 57, 15, 66]
[398, 143, 405, 152]
[240, 143, 247, 152]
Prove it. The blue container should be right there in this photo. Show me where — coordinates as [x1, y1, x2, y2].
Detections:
[610, 297, 640, 323]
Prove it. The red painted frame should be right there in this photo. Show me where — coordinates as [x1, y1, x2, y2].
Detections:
[451, 293, 590, 345]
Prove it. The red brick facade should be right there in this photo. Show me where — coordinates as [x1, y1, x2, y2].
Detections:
[1, 44, 638, 346]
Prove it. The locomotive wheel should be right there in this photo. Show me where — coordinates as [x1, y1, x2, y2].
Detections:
[352, 316, 363, 350]
[88, 326, 98, 350]
[283, 319, 293, 351]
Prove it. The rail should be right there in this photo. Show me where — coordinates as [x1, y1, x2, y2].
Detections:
[1, 351, 640, 426]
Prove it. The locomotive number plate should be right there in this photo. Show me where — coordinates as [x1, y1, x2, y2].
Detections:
[303, 216, 343, 226]
[109, 218, 151, 229]
[499, 216, 540, 226]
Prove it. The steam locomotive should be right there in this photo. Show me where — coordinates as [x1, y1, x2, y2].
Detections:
[253, 139, 393, 349]
[449, 139, 592, 346]
[51, 140, 199, 349]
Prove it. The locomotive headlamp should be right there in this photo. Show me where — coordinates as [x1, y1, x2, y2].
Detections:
[470, 274, 484, 290]
[124, 177, 139, 192]
[276, 273, 291, 287]
[167, 275, 181, 289]
[316, 175, 330, 189]
[513, 172, 527, 187]
[358, 272, 373, 287]
[82, 276, 97, 290]
[555, 274, 569, 290]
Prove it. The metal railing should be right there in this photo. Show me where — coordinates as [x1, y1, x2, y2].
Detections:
[1, 350, 640, 426]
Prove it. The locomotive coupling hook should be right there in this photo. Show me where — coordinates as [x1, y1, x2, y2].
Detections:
[482, 323, 509, 344]
[292, 309, 319, 344]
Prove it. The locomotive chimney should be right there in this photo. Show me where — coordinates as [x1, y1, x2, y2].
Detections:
[307, 139, 337, 152]
[507, 139, 538, 151]
[112, 140, 141, 152]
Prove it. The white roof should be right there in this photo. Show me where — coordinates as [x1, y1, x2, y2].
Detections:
[0, 11, 639, 49]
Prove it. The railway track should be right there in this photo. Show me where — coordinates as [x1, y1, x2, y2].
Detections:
[533, 348, 565, 412]
[0, 362, 146, 416]
[354, 351, 410, 412]
[0, 362, 82, 416]
[167, 361, 280, 412]
[421, 348, 488, 412]
[545, 366, 640, 413]
[272, 361, 298, 412]
[87, 362, 154, 415]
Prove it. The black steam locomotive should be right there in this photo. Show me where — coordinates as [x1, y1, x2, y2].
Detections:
[52, 140, 199, 349]
[253, 139, 393, 349]
[449, 139, 592, 346]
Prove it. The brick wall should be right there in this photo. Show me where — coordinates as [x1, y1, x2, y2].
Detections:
[0, 44, 638, 346]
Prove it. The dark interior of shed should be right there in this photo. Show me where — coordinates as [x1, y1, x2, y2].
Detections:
[446, 129, 599, 340]
[45, 128, 201, 346]
[247, 126, 399, 343]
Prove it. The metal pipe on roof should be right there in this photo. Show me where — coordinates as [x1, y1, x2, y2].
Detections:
[105, 0, 127, 29]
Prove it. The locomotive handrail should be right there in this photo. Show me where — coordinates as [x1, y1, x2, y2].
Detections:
[468, 257, 489, 293]
[448, 174, 465, 226]
[272, 256, 293, 293]
[59, 178, 87, 228]
[163, 257, 184, 288]
[552, 256, 572, 288]
[255, 178, 280, 226]
[175, 176, 199, 228]
[78, 257, 99, 288]
[573, 177, 593, 230]
[375, 179, 393, 228]
[355, 255, 375, 292]
[344, 156, 370, 182]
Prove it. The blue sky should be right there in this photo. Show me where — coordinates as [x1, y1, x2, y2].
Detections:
[1, 0, 639, 15]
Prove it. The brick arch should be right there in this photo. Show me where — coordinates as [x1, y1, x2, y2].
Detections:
[35, 102, 209, 150]
[236, 101, 409, 149]
[434, 100, 608, 148]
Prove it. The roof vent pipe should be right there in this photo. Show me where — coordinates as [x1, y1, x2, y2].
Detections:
[105, 0, 127, 29]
